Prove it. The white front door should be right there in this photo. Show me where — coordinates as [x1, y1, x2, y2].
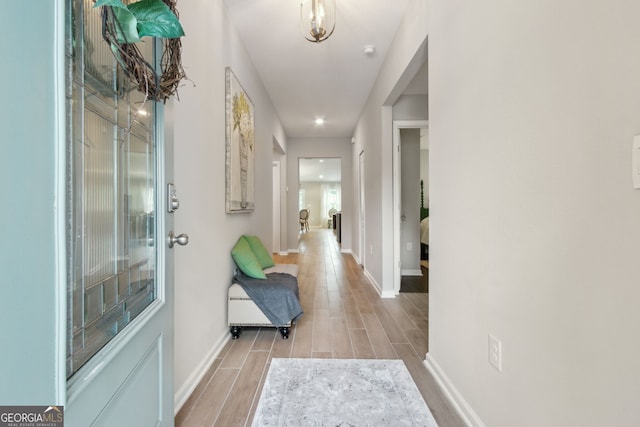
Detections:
[64, 2, 183, 424]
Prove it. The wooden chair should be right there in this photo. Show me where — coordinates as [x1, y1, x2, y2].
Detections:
[299, 209, 309, 232]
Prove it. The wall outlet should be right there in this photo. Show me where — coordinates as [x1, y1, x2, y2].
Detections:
[488, 334, 502, 372]
[407, 242, 413, 251]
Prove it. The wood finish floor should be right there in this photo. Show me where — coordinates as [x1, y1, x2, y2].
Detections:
[175, 229, 465, 427]
[400, 266, 429, 293]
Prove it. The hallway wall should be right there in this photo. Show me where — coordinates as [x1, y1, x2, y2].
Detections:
[428, 1, 640, 425]
[352, 0, 428, 294]
[172, 0, 287, 408]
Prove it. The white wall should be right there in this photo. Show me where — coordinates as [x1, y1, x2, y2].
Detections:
[273, 140, 288, 253]
[172, 0, 287, 408]
[352, 0, 428, 293]
[286, 138, 353, 252]
[428, 1, 640, 426]
[393, 94, 428, 121]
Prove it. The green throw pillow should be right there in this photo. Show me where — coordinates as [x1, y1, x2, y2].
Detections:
[243, 235, 275, 269]
[231, 237, 266, 279]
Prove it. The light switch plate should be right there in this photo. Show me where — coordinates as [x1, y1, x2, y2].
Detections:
[633, 136, 640, 189]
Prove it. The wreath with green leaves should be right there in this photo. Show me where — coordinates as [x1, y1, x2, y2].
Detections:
[94, 0, 187, 101]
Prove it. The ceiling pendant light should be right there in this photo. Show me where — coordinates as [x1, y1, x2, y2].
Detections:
[301, 0, 336, 43]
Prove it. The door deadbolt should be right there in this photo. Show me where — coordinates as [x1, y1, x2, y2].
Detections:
[168, 183, 180, 213]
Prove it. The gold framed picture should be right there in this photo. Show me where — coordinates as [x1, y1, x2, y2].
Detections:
[225, 67, 255, 213]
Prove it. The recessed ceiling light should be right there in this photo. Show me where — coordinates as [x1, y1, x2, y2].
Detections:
[363, 45, 376, 57]
[319, 159, 324, 163]
[319, 175, 324, 179]
[315, 118, 325, 125]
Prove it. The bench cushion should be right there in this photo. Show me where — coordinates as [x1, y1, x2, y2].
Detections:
[231, 236, 266, 279]
[243, 235, 275, 269]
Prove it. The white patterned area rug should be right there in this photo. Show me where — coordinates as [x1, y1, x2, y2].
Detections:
[252, 358, 439, 427]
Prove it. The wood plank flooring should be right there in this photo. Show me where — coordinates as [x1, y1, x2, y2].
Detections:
[400, 266, 429, 293]
[175, 229, 465, 427]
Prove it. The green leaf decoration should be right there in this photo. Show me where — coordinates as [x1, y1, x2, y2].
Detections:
[93, 0, 127, 9]
[128, 0, 185, 39]
[94, 0, 184, 42]
[93, 0, 141, 43]
[112, 7, 141, 43]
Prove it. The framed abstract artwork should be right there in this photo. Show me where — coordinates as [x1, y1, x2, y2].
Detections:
[225, 67, 255, 213]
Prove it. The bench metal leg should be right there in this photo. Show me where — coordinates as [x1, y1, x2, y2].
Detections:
[230, 325, 242, 339]
[279, 326, 290, 339]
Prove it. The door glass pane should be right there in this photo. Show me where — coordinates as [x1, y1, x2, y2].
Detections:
[66, 0, 157, 379]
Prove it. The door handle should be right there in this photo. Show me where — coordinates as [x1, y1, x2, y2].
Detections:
[168, 231, 189, 248]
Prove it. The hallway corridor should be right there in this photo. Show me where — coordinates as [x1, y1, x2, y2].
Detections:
[176, 229, 464, 426]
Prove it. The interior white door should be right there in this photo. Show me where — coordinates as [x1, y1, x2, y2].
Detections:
[359, 151, 366, 266]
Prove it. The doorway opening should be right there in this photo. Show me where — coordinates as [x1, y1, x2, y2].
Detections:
[298, 158, 342, 235]
[393, 121, 429, 294]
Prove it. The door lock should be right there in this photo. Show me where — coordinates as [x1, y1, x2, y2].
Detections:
[168, 183, 180, 212]
[168, 231, 189, 248]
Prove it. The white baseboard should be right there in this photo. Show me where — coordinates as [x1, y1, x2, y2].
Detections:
[287, 248, 300, 253]
[424, 354, 485, 427]
[380, 290, 396, 299]
[340, 248, 352, 255]
[174, 332, 231, 415]
[362, 267, 379, 293]
[351, 253, 362, 265]
[361, 267, 383, 295]
[401, 269, 423, 276]
[278, 251, 288, 256]
[360, 262, 397, 299]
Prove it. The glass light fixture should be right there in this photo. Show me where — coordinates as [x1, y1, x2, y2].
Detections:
[301, 0, 336, 43]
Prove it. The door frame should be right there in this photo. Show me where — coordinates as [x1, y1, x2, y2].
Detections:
[358, 150, 366, 266]
[272, 160, 281, 253]
[393, 120, 428, 294]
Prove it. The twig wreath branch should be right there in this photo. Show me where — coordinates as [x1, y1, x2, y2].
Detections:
[94, 0, 188, 102]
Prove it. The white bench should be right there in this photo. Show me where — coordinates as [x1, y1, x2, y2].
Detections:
[228, 263, 299, 339]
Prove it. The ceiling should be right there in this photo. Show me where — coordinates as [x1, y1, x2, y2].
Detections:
[223, 0, 421, 139]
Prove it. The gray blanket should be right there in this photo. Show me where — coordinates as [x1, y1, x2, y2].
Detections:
[233, 272, 303, 326]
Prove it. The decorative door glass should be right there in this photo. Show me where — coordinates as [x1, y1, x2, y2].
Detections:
[66, 0, 158, 378]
